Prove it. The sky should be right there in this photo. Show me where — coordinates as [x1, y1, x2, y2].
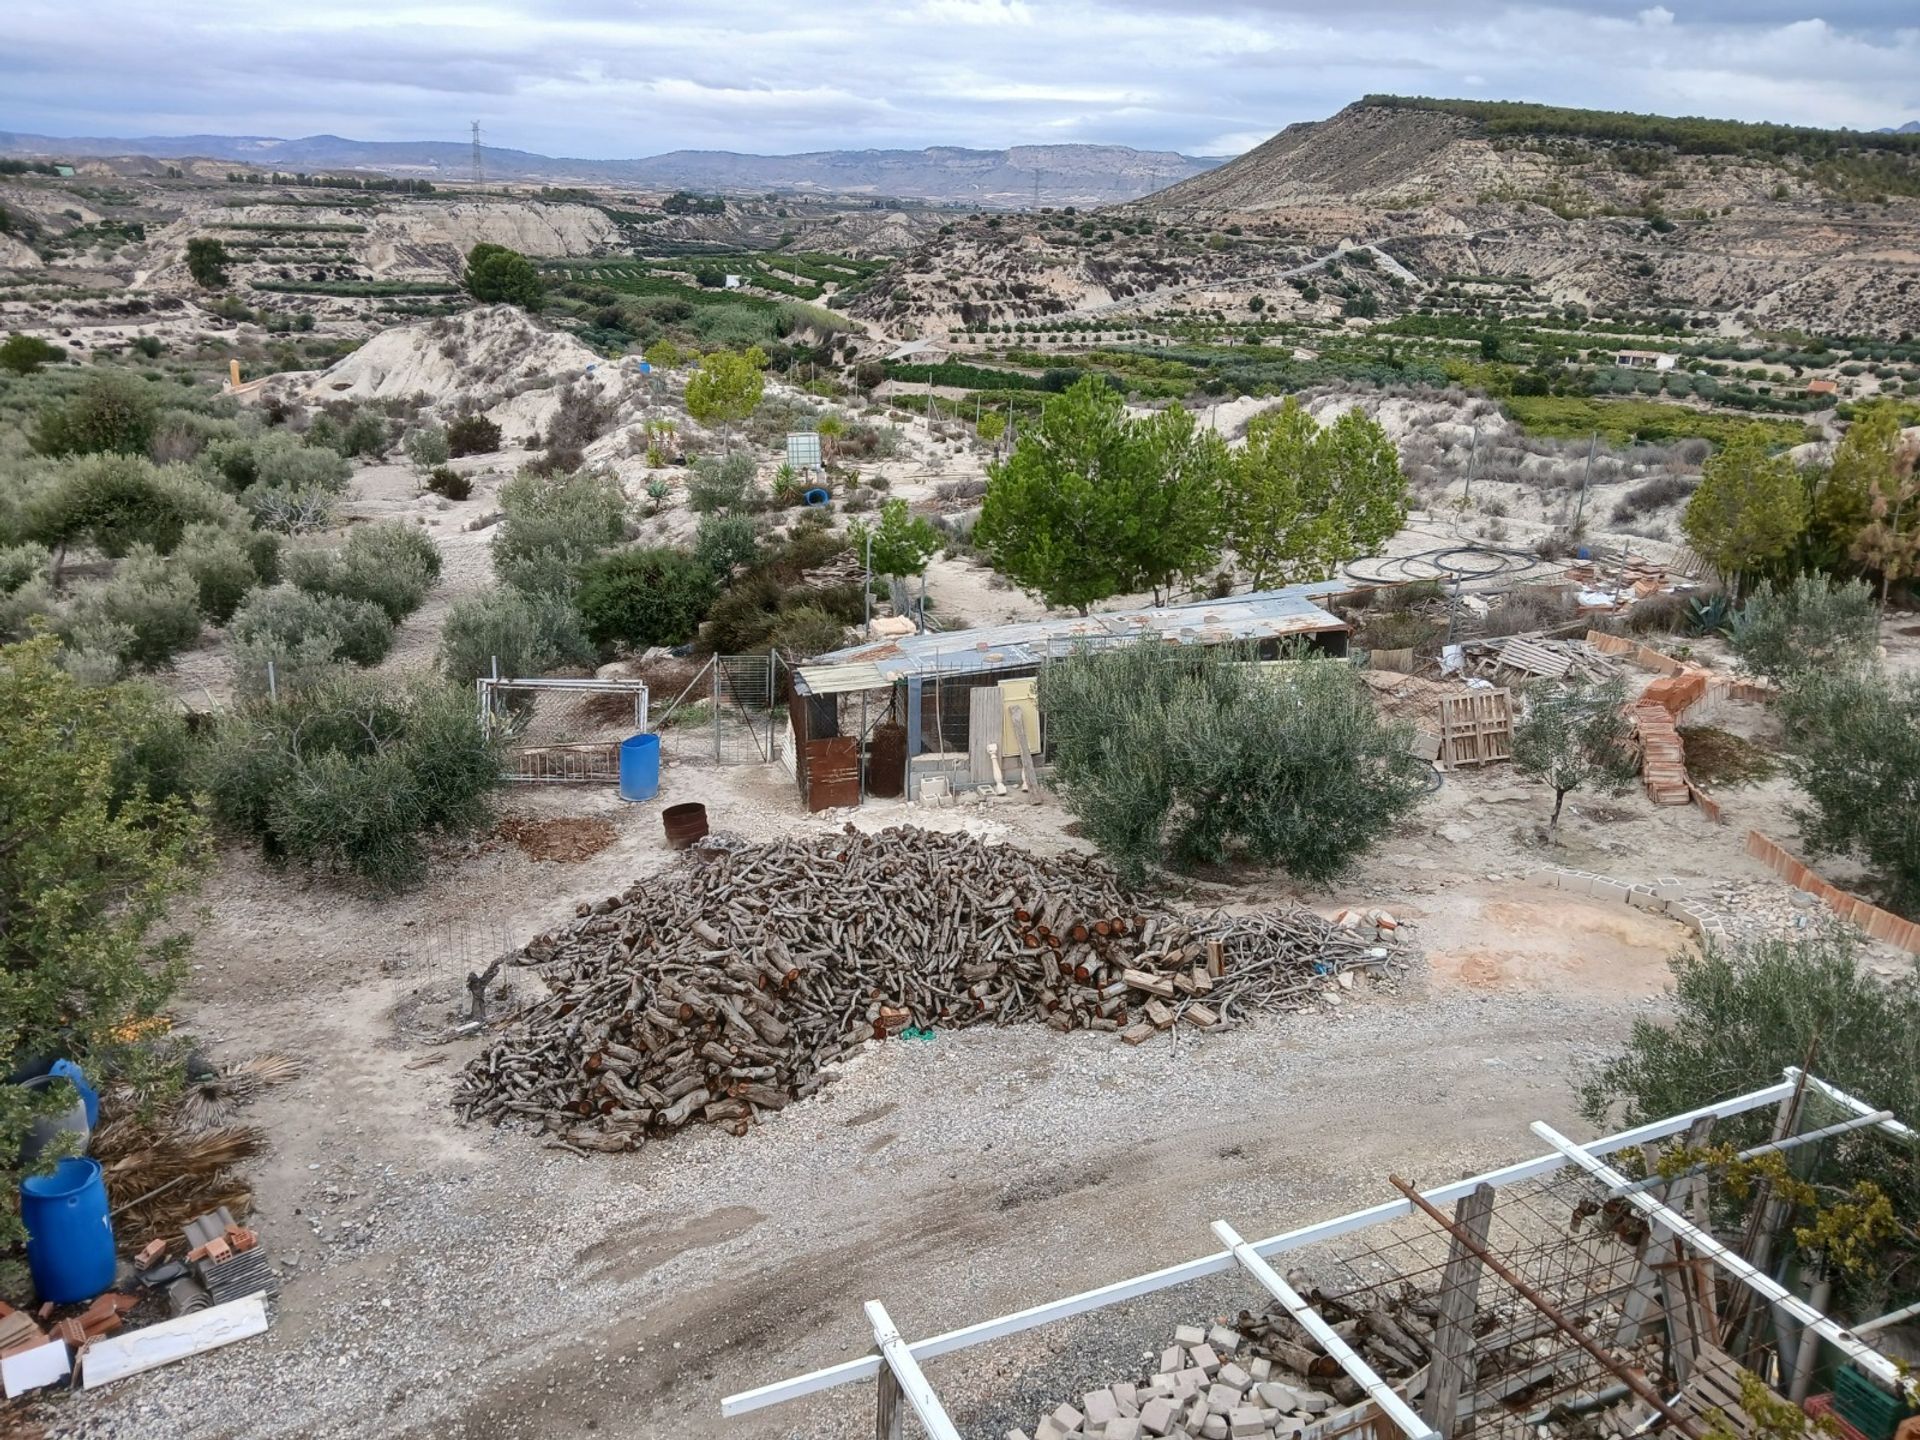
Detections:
[3, 1, 1917, 157]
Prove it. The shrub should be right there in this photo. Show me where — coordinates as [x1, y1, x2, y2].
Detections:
[426, 466, 472, 500]
[1729, 574, 1878, 685]
[287, 521, 441, 623]
[1779, 665, 1920, 916]
[693, 513, 760, 576]
[1609, 471, 1698, 522]
[687, 452, 759, 514]
[1578, 932, 1920, 1306]
[575, 548, 717, 650]
[439, 586, 594, 683]
[0, 543, 50, 594]
[464, 243, 543, 308]
[185, 237, 230, 288]
[199, 672, 502, 890]
[175, 522, 267, 623]
[229, 583, 394, 675]
[28, 455, 242, 562]
[765, 604, 848, 660]
[0, 334, 65, 375]
[66, 547, 202, 669]
[1039, 641, 1430, 884]
[32, 371, 159, 458]
[0, 637, 209, 1244]
[545, 382, 616, 453]
[404, 425, 450, 471]
[307, 406, 388, 459]
[493, 467, 628, 596]
[445, 413, 502, 457]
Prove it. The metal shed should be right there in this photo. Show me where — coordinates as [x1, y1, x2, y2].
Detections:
[787, 585, 1351, 810]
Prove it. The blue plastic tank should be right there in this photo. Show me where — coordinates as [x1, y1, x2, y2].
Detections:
[21, 1157, 115, 1305]
[619, 734, 661, 803]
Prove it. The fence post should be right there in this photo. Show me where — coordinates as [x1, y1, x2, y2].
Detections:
[712, 658, 723, 763]
[266, 660, 278, 703]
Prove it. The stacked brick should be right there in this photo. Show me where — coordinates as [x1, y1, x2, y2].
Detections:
[1631, 702, 1692, 806]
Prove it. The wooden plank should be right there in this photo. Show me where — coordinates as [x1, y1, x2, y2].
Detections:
[81, 1295, 268, 1388]
[968, 686, 1000, 788]
[1422, 1183, 1494, 1439]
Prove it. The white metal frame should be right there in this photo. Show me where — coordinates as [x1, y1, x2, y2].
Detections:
[723, 1070, 1911, 1424]
[1531, 1120, 1906, 1389]
[476, 674, 649, 784]
[1215, 1221, 1440, 1440]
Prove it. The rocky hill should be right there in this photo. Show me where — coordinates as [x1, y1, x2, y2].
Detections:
[861, 98, 1920, 339]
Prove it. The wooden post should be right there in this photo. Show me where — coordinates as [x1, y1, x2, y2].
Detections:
[875, 1365, 902, 1440]
[1422, 1183, 1493, 1439]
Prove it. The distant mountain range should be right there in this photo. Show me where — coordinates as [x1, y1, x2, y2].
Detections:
[1877, 121, 1920, 135]
[0, 129, 1224, 207]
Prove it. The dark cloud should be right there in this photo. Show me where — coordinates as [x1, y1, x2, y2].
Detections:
[5, 1, 1916, 155]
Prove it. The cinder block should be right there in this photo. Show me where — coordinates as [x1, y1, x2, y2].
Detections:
[1257, 1383, 1302, 1410]
[1104, 1421, 1142, 1440]
[1207, 1325, 1243, 1353]
[1248, 1359, 1271, 1383]
[1114, 1382, 1140, 1416]
[1188, 1343, 1221, 1376]
[1159, 1346, 1184, 1375]
[1625, 888, 1666, 912]
[1139, 1396, 1177, 1437]
[1218, 1363, 1251, 1390]
[1201, 1417, 1229, 1440]
[1051, 1402, 1086, 1432]
[1174, 1325, 1206, 1347]
[1589, 878, 1629, 901]
[1207, 1383, 1242, 1414]
[1230, 1408, 1270, 1440]
[1085, 1390, 1119, 1427]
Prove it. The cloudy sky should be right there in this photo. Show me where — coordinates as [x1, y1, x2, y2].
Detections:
[4, 1, 1916, 156]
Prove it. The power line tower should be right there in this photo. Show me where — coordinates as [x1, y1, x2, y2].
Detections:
[470, 121, 484, 187]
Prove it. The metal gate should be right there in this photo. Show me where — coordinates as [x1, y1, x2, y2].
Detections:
[477, 676, 650, 783]
[652, 654, 790, 765]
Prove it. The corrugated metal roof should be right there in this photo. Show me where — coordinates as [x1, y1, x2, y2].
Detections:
[792, 661, 889, 695]
[798, 583, 1350, 687]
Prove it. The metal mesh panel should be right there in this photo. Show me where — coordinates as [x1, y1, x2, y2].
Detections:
[480, 679, 648, 783]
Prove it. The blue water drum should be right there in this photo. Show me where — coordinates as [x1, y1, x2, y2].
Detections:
[21, 1157, 115, 1304]
[619, 733, 661, 803]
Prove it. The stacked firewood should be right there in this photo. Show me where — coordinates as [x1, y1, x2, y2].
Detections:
[455, 827, 1404, 1154]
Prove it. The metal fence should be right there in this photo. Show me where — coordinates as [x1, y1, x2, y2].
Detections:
[477, 676, 649, 783]
[652, 653, 791, 766]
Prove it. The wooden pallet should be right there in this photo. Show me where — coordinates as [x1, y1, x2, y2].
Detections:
[1438, 688, 1514, 768]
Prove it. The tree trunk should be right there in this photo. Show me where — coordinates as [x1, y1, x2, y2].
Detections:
[1550, 788, 1568, 828]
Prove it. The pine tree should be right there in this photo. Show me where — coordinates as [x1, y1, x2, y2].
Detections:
[1682, 427, 1807, 593]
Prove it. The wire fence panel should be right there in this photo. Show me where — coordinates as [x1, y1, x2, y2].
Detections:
[479, 678, 649, 784]
[713, 654, 786, 766]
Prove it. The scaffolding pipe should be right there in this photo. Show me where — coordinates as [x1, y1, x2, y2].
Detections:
[1387, 1175, 1705, 1440]
[1213, 1221, 1439, 1440]
[1530, 1122, 1906, 1390]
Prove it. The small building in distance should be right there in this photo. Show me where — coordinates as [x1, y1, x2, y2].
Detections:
[1614, 349, 1677, 371]
[1806, 378, 1838, 396]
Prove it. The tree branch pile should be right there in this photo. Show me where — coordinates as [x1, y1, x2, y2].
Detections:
[455, 826, 1406, 1154]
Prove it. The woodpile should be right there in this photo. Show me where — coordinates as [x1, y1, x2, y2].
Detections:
[456, 827, 1405, 1154]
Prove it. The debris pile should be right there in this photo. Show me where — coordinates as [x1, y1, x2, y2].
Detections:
[457, 827, 1406, 1154]
[1449, 636, 1619, 683]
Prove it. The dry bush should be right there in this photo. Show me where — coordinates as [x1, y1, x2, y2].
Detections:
[1480, 585, 1579, 637]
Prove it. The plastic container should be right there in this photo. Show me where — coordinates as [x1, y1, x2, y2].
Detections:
[49, 1060, 99, 1129]
[1835, 1366, 1918, 1440]
[20, 1157, 116, 1305]
[803, 487, 831, 507]
[618, 733, 661, 803]
[17, 1073, 91, 1166]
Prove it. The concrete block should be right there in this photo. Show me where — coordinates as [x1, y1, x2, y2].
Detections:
[1159, 1347, 1184, 1375]
[1201, 1417, 1229, 1440]
[1256, 1384, 1302, 1411]
[1207, 1383, 1242, 1414]
[1085, 1389, 1119, 1427]
[1248, 1358, 1271, 1383]
[1051, 1402, 1086, 1432]
[1140, 1397, 1177, 1437]
[1207, 1325, 1243, 1353]
[1230, 1409, 1269, 1440]
[1625, 888, 1666, 912]
[1174, 1325, 1206, 1347]
[1218, 1363, 1251, 1390]
[1035, 1419, 1071, 1440]
[1294, 1390, 1333, 1414]
[1151, 1375, 1177, 1399]
[1186, 1394, 1211, 1428]
[1188, 1343, 1221, 1376]
[1006, 1431, 1032, 1440]
[1171, 1369, 1202, 1400]
[1589, 878, 1629, 901]
[1105, 1421, 1142, 1440]
[1115, 1382, 1140, 1416]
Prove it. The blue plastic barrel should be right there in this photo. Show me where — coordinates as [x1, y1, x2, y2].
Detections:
[618, 734, 661, 803]
[803, 487, 831, 507]
[21, 1158, 115, 1305]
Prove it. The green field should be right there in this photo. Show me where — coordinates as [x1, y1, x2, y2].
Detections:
[1501, 395, 1818, 447]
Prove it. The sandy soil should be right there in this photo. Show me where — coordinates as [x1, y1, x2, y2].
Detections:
[51, 675, 1907, 1440]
